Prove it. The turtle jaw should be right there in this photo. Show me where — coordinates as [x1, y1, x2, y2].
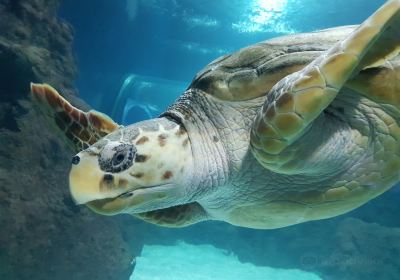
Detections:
[85, 183, 174, 215]
[68, 153, 117, 205]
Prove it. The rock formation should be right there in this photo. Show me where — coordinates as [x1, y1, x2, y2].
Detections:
[323, 217, 400, 280]
[0, 1, 135, 279]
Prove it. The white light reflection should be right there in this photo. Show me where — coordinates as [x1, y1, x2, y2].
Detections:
[232, 0, 295, 34]
[183, 14, 220, 28]
[253, 0, 287, 23]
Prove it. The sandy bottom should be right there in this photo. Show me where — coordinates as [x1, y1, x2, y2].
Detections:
[131, 241, 321, 280]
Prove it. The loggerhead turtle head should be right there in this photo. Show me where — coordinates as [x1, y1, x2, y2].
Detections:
[69, 117, 194, 215]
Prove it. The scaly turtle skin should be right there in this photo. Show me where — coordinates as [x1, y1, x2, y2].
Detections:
[32, 1, 400, 229]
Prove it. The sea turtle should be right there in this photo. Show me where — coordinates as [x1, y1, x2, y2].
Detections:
[31, 0, 400, 229]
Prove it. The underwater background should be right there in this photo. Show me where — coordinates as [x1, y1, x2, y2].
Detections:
[1, 0, 400, 279]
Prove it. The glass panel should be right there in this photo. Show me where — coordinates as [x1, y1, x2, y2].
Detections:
[111, 74, 187, 124]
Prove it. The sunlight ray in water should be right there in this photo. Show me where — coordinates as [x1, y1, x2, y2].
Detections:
[232, 0, 295, 33]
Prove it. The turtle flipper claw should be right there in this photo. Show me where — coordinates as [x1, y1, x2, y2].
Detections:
[30, 83, 120, 153]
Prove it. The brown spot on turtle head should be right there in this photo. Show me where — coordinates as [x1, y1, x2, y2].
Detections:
[100, 174, 115, 191]
[182, 138, 189, 147]
[136, 136, 149, 145]
[119, 178, 129, 188]
[175, 126, 186, 137]
[158, 134, 168, 147]
[103, 174, 114, 182]
[130, 172, 144, 179]
[135, 154, 150, 163]
[162, 171, 173, 180]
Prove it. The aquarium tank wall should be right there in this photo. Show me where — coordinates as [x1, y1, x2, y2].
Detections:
[1, 0, 400, 279]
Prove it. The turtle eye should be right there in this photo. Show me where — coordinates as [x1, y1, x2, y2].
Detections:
[99, 143, 136, 173]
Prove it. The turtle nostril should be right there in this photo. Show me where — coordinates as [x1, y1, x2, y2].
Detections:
[115, 153, 125, 164]
[103, 174, 114, 182]
[71, 155, 80, 165]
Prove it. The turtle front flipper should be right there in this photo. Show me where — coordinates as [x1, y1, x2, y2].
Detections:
[133, 202, 208, 227]
[31, 83, 120, 153]
[251, 0, 400, 173]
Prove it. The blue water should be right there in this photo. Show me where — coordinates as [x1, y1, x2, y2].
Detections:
[58, 1, 399, 279]
[59, 0, 385, 119]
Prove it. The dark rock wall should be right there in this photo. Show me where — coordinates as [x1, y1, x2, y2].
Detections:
[0, 0, 76, 101]
[0, 0, 135, 279]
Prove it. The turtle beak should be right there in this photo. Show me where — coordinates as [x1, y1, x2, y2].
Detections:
[69, 152, 134, 215]
[68, 151, 176, 215]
